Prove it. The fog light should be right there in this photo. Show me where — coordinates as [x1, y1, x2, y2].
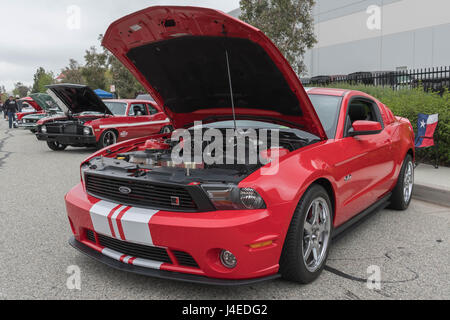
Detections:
[220, 250, 237, 269]
[41, 125, 47, 134]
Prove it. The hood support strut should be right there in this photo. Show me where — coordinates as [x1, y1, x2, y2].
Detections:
[225, 50, 237, 131]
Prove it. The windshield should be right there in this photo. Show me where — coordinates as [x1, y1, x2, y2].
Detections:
[308, 94, 342, 139]
[103, 102, 127, 116]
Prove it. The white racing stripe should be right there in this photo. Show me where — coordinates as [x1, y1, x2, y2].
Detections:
[101, 248, 163, 270]
[120, 207, 159, 245]
[99, 118, 170, 129]
[90, 201, 122, 237]
[132, 258, 163, 270]
[89, 200, 160, 244]
[102, 248, 125, 261]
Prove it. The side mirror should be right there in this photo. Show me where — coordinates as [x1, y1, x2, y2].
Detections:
[349, 120, 382, 137]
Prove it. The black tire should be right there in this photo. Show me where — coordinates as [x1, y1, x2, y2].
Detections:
[97, 130, 117, 149]
[160, 125, 174, 134]
[389, 154, 414, 210]
[280, 185, 333, 284]
[47, 141, 67, 151]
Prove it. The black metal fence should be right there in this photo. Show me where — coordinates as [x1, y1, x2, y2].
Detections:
[302, 66, 450, 94]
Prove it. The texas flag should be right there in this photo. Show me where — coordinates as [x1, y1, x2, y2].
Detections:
[415, 113, 439, 148]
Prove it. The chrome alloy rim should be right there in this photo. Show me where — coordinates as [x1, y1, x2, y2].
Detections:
[103, 131, 117, 147]
[403, 161, 414, 203]
[302, 197, 331, 273]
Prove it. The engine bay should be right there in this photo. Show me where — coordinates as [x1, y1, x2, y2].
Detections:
[84, 128, 319, 185]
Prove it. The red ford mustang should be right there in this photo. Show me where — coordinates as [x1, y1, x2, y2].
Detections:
[65, 6, 415, 285]
[36, 84, 172, 151]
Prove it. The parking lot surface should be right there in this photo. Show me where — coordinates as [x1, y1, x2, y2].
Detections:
[0, 121, 449, 300]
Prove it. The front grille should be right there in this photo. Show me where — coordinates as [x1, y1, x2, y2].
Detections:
[97, 233, 172, 264]
[85, 174, 198, 211]
[84, 230, 199, 269]
[46, 123, 82, 134]
[173, 251, 199, 268]
[46, 125, 61, 134]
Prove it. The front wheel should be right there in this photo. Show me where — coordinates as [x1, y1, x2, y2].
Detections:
[47, 141, 67, 151]
[280, 185, 333, 284]
[97, 130, 117, 149]
[389, 154, 414, 210]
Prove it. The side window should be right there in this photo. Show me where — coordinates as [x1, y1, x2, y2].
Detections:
[147, 104, 159, 115]
[344, 98, 384, 137]
[128, 104, 148, 116]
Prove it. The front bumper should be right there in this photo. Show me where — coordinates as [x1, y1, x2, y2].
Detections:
[66, 183, 289, 284]
[18, 122, 38, 130]
[69, 237, 280, 286]
[36, 133, 97, 145]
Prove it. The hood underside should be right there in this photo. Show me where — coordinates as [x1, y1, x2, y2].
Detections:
[19, 97, 42, 112]
[46, 84, 113, 115]
[102, 6, 326, 139]
[29, 93, 59, 112]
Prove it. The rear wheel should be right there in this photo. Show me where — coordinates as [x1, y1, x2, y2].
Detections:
[389, 154, 414, 210]
[46, 141, 67, 151]
[280, 185, 333, 284]
[97, 130, 117, 149]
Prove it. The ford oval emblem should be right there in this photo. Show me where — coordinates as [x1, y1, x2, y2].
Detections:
[119, 186, 132, 194]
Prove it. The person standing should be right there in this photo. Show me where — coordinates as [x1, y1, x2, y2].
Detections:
[0, 101, 5, 120]
[16, 95, 23, 113]
[5, 95, 19, 129]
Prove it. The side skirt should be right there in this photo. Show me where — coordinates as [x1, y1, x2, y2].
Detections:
[332, 193, 392, 239]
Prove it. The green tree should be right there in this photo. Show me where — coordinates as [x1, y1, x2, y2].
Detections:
[107, 54, 145, 99]
[81, 46, 108, 90]
[32, 67, 54, 93]
[61, 59, 85, 84]
[13, 82, 30, 97]
[0, 85, 7, 103]
[98, 34, 145, 98]
[239, 0, 317, 75]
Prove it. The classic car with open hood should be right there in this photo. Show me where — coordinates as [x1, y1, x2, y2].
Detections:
[17, 93, 62, 132]
[65, 6, 415, 285]
[16, 94, 56, 122]
[35, 84, 172, 151]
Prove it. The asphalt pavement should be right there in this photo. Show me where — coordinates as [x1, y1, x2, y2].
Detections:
[0, 119, 449, 300]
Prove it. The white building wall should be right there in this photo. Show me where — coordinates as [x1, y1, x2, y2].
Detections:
[306, 0, 450, 76]
[229, 1, 450, 77]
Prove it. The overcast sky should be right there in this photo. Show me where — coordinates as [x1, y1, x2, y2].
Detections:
[0, 0, 240, 92]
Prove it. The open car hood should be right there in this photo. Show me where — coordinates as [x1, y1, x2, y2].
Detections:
[102, 6, 326, 139]
[29, 93, 60, 111]
[46, 84, 113, 115]
[19, 97, 42, 112]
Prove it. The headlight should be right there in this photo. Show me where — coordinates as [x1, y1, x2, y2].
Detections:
[202, 184, 266, 210]
[41, 125, 47, 134]
[83, 126, 92, 136]
[239, 188, 266, 209]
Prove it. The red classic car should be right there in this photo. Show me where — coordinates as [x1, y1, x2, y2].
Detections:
[36, 84, 172, 151]
[65, 6, 415, 285]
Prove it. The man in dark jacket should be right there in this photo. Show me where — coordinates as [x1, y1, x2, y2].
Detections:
[4, 96, 19, 129]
